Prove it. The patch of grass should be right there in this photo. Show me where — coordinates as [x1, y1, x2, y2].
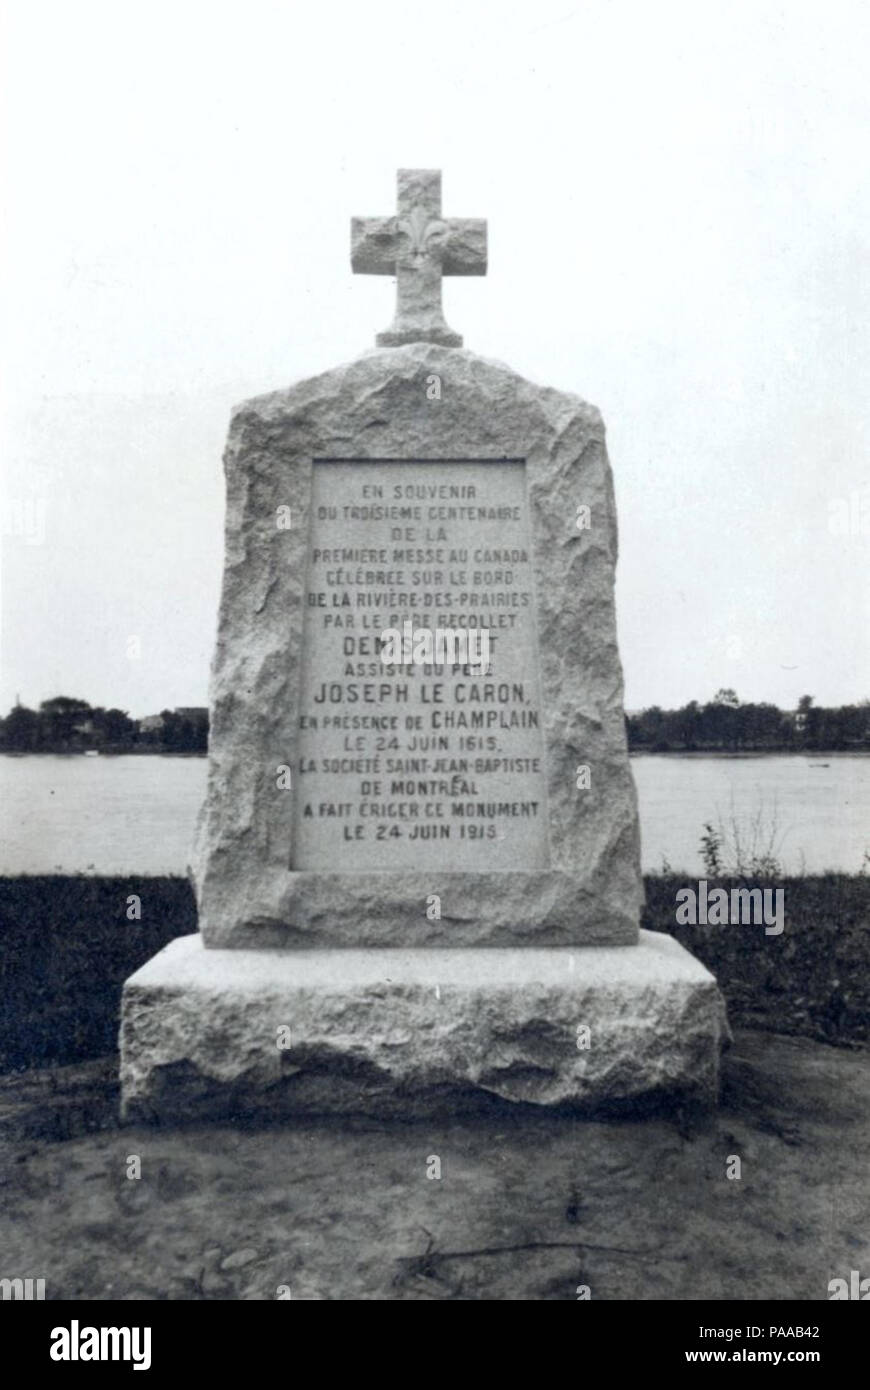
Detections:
[0, 876, 197, 1071]
[643, 873, 870, 1047]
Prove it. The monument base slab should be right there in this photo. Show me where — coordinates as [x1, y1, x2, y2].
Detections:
[119, 932, 729, 1122]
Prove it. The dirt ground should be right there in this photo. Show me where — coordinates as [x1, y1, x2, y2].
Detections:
[1, 1029, 867, 1301]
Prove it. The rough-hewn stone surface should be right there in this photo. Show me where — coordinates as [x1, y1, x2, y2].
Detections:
[120, 932, 729, 1121]
[192, 344, 643, 948]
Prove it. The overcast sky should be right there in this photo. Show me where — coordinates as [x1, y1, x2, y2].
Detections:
[1, 0, 868, 717]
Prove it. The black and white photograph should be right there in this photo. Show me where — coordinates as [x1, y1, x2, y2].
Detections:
[1, 0, 868, 1346]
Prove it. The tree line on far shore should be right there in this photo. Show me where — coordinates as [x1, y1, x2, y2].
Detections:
[0, 689, 868, 756]
[0, 697, 207, 754]
[627, 690, 870, 753]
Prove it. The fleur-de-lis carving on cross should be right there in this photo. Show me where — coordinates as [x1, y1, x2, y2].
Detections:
[351, 170, 487, 347]
[398, 204, 447, 258]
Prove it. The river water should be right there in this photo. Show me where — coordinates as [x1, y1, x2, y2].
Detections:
[0, 752, 867, 875]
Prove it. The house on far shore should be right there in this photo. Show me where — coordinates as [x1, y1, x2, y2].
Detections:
[138, 714, 166, 740]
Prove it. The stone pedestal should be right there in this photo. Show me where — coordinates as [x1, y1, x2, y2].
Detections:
[120, 931, 730, 1122]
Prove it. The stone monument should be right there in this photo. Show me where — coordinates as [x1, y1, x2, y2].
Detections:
[120, 170, 728, 1120]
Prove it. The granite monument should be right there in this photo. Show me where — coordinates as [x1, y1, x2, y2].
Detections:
[120, 170, 728, 1120]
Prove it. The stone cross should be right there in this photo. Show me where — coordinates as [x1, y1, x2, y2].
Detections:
[351, 169, 487, 348]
